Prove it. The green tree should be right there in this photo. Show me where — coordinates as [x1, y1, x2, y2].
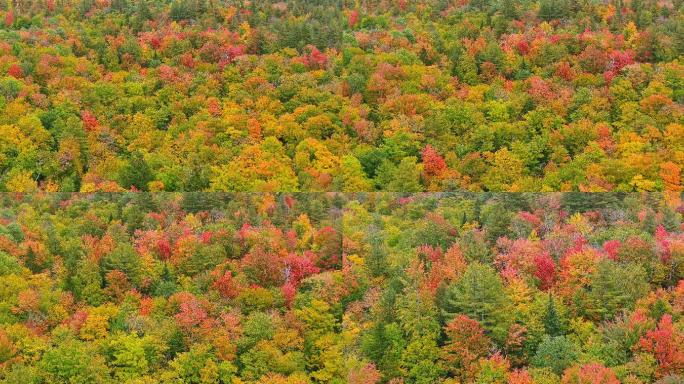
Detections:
[377, 157, 423, 192]
[543, 293, 563, 337]
[400, 336, 443, 384]
[587, 261, 649, 320]
[104, 333, 149, 381]
[361, 322, 405, 380]
[38, 337, 111, 384]
[163, 343, 236, 384]
[0, 251, 23, 276]
[335, 155, 373, 191]
[101, 244, 143, 287]
[118, 152, 154, 191]
[439, 263, 510, 343]
[532, 336, 578, 375]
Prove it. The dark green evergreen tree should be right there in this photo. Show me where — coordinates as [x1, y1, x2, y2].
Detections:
[543, 293, 563, 337]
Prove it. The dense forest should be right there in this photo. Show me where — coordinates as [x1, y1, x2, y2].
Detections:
[0, 1, 683, 383]
[0, 192, 678, 383]
[0, 0, 681, 191]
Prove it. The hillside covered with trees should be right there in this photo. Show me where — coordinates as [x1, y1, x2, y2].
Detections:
[0, 193, 680, 383]
[0, 0, 681, 192]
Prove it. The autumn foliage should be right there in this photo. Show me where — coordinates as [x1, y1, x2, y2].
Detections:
[0, 0, 680, 192]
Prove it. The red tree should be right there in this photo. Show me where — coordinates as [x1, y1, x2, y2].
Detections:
[422, 145, 448, 179]
[508, 369, 534, 384]
[603, 240, 621, 260]
[639, 315, 684, 377]
[560, 363, 620, 384]
[81, 110, 99, 131]
[4, 11, 14, 27]
[534, 252, 556, 290]
[7, 63, 22, 78]
[212, 271, 240, 299]
[348, 9, 359, 28]
[442, 315, 491, 380]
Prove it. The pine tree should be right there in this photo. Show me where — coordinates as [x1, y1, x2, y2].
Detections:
[118, 152, 153, 191]
[24, 247, 40, 273]
[543, 293, 563, 336]
[439, 263, 510, 343]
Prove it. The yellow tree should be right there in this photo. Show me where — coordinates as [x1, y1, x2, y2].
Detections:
[210, 137, 299, 192]
[293, 139, 340, 191]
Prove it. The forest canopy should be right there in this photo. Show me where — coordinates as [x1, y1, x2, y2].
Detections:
[0, 192, 680, 383]
[0, 0, 681, 192]
[1, 1, 683, 383]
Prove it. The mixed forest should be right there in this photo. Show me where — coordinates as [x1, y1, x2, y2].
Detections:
[0, 0, 683, 383]
[0, 0, 681, 192]
[0, 193, 680, 383]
